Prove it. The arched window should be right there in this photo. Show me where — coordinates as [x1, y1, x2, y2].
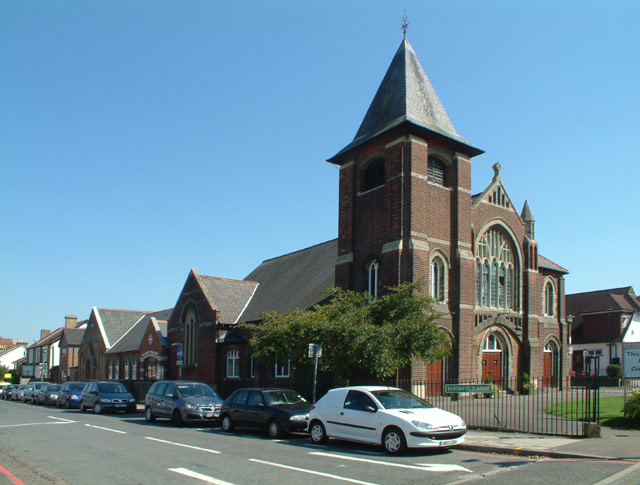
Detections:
[114, 360, 120, 380]
[183, 305, 198, 365]
[132, 360, 138, 381]
[431, 256, 446, 301]
[360, 158, 385, 192]
[427, 156, 447, 186]
[483, 334, 503, 351]
[124, 360, 130, 380]
[227, 350, 240, 378]
[367, 260, 379, 298]
[544, 281, 555, 316]
[476, 227, 519, 310]
[108, 361, 114, 380]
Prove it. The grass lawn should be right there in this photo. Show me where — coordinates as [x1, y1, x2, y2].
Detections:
[545, 396, 640, 429]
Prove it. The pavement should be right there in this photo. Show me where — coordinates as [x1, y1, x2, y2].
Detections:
[461, 425, 640, 462]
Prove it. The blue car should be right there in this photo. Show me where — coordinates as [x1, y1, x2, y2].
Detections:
[57, 381, 85, 409]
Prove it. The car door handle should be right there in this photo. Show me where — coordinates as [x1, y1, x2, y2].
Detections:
[340, 412, 344, 415]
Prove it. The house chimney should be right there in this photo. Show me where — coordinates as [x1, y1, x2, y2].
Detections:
[40, 329, 51, 340]
[65, 314, 78, 328]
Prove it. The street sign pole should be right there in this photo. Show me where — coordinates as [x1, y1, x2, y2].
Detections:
[309, 343, 322, 403]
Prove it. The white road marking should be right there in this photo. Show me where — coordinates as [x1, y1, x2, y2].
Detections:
[0, 417, 76, 428]
[168, 468, 234, 484]
[84, 424, 126, 434]
[145, 436, 221, 454]
[310, 452, 472, 473]
[249, 458, 378, 485]
[47, 416, 76, 423]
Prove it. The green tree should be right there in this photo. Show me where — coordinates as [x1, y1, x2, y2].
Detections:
[242, 282, 448, 381]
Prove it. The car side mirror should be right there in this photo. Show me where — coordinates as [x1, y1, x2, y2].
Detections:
[256, 403, 265, 408]
[364, 405, 377, 413]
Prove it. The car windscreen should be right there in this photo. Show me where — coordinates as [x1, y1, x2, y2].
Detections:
[177, 383, 219, 398]
[69, 383, 85, 392]
[46, 385, 61, 392]
[263, 390, 307, 405]
[370, 389, 433, 409]
[98, 383, 128, 394]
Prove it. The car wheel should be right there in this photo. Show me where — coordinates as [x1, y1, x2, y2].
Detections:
[268, 419, 283, 439]
[221, 415, 234, 432]
[382, 427, 407, 455]
[94, 402, 102, 414]
[309, 421, 328, 444]
[145, 407, 156, 423]
[172, 409, 183, 427]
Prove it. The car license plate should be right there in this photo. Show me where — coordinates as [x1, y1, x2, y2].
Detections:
[115, 404, 126, 408]
[439, 439, 458, 447]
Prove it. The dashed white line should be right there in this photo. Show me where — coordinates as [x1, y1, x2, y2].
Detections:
[145, 436, 221, 454]
[168, 468, 234, 484]
[84, 423, 126, 434]
[310, 451, 472, 473]
[249, 458, 378, 485]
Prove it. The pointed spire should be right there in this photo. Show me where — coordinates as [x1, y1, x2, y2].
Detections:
[521, 200, 535, 239]
[329, 37, 482, 162]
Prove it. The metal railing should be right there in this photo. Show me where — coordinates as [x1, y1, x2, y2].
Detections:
[355, 376, 603, 437]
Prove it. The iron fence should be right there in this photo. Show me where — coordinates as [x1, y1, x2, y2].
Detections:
[354, 376, 605, 437]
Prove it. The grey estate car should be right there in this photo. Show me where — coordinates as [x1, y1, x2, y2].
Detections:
[145, 380, 223, 426]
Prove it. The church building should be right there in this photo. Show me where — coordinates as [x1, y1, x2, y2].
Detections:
[328, 36, 569, 385]
[165, 35, 569, 392]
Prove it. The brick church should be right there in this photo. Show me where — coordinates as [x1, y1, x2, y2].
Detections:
[166, 36, 569, 391]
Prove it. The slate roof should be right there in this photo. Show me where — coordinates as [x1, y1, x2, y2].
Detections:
[566, 287, 640, 316]
[107, 309, 173, 354]
[61, 328, 85, 347]
[239, 239, 337, 322]
[330, 38, 482, 161]
[27, 327, 64, 350]
[195, 275, 259, 325]
[537, 255, 569, 275]
[96, 309, 150, 349]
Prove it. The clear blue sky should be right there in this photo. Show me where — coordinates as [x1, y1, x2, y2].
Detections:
[2, 1, 639, 345]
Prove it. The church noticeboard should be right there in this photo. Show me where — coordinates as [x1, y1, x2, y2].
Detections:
[623, 343, 640, 378]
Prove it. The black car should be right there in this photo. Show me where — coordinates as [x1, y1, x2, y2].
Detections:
[57, 381, 85, 408]
[220, 388, 311, 438]
[80, 381, 136, 414]
[1, 385, 16, 400]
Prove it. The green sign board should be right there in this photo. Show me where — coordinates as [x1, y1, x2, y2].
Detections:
[444, 384, 492, 394]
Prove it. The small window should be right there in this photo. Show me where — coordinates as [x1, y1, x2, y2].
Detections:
[431, 257, 446, 301]
[360, 158, 385, 192]
[367, 260, 379, 298]
[483, 334, 502, 351]
[544, 281, 555, 316]
[427, 156, 447, 186]
[343, 390, 376, 411]
[274, 359, 290, 378]
[227, 350, 240, 378]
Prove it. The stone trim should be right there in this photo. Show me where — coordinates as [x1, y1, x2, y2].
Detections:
[382, 240, 403, 253]
[336, 253, 354, 265]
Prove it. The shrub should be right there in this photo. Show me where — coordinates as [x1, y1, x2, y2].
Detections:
[623, 387, 640, 422]
[606, 364, 622, 379]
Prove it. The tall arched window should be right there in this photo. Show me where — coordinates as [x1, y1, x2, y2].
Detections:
[427, 156, 447, 186]
[360, 158, 385, 192]
[183, 305, 198, 366]
[544, 281, 555, 316]
[431, 256, 446, 301]
[475, 227, 519, 310]
[367, 260, 379, 298]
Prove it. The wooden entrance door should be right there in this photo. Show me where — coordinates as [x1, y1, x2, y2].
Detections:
[426, 359, 443, 396]
[482, 352, 502, 384]
[543, 350, 556, 387]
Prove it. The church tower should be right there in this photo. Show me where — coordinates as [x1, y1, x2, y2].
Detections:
[328, 37, 483, 380]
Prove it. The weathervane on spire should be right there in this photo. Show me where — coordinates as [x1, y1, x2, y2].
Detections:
[401, 10, 409, 38]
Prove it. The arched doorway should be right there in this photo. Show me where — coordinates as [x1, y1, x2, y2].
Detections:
[481, 333, 503, 384]
[543, 340, 559, 388]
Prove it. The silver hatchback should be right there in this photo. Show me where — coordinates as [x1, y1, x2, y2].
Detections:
[144, 381, 223, 426]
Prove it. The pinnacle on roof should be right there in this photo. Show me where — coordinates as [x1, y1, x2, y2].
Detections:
[521, 200, 535, 222]
[330, 37, 482, 161]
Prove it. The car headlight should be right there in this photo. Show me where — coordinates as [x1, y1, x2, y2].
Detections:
[184, 402, 197, 410]
[101, 398, 112, 403]
[411, 420, 437, 430]
[71, 394, 79, 399]
[289, 414, 309, 422]
[128, 398, 136, 403]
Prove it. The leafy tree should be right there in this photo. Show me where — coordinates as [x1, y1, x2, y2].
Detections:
[242, 282, 448, 381]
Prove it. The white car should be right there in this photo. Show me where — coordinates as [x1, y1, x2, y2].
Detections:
[308, 386, 466, 455]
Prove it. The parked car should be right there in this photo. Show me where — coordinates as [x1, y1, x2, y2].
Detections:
[220, 388, 311, 438]
[37, 384, 61, 406]
[57, 381, 85, 408]
[80, 381, 136, 414]
[1, 385, 16, 400]
[23, 381, 49, 404]
[13, 385, 26, 401]
[144, 380, 223, 426]
[308, 386, 467, 455]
